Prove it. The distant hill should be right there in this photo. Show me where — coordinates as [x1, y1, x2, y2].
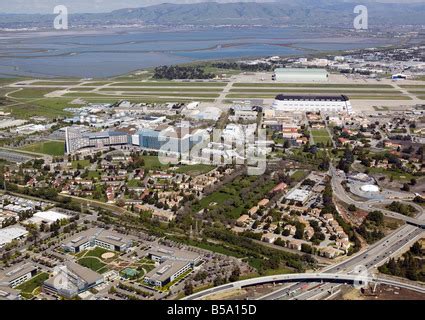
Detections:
[1, 1, 425, 29]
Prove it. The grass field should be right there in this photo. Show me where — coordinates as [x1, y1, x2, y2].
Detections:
[32, 81, 82, 86]
[194, 175, 276, 219]
[175, 164, 215, 175]
[310, 129, 332, 145]
[349, 95, 411, 100]
[5, 98, 73, 119]
[72, 159, 90, 169]
[405, 90, 425, 94]
[78, 257, 107, 272]
[229, 88, 401, 94]
[21, 141, 65, 156]
[82, 97, 215, 103]
[16, 272, 49, 295]
[85, 247, 116, 260]
[99, 87, 223, 92]
[291, 170, 308, 181]
[107, 81, 227, 87]
[399, 85, 425, 89]
[226, 93, 410, 100]
[142, 155, 169, 170]
[232, 83, 394, 88]
[367, 167, 415, 181]
[8, 88, 58, 99]
[88, 171, 101, 179]
[64, 92, 220, 98]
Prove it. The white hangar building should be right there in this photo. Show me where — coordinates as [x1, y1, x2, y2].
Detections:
[271, 94, 353, 114]
[273, 68, 329, 82]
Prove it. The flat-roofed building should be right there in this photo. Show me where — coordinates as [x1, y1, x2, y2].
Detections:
[144, 246, 201, 288]
[65, 128, 129, 154]
[144, 260, 192, 288]
[272, 94, 352, 114]
[62, 228, 132, 253]
[0, 226, 28, 248]
[43, 262, 103, 298]
[23, 210, 70, 227]
[0, 286, 20, 300]
[0, 263, 38, 288]
[147, 246, 201, 265]
[95, 232, 132, 252]
[285, 188, 311, 204]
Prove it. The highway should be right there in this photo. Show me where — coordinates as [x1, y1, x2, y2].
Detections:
[184, 270, 425, 300]
[184, 166, 424, 300]
[330, 165, 425, 227]
[259, 224, 423, 300]
[256, 167, 425, 300]
[257, 167, 425, 300]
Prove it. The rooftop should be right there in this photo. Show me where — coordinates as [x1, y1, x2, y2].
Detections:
[0, 227, 28, 247]
[274, 68, 328, 74]
[145, 260, 189, 284]
[275, 94, 349, 101]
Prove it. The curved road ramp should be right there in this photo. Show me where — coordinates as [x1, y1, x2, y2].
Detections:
[183, 273, 425, 300]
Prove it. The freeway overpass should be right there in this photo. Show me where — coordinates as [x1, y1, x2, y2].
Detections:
[184, 272, 425, 300]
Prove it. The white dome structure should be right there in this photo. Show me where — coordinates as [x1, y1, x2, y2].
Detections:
[360, 184, 380, 193]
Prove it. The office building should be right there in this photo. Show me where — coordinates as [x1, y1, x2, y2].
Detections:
[62, 228, 132, 253]
[132, 126, 204, 154]
[144, 246, 201, 288]
[65, 128, 129, 153]
[43, 262, 103, 298]
[0, 264, 38, 288]
[144, 260, 193, 287]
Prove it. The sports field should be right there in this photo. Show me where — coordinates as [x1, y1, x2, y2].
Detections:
[20, 141, 65, 156]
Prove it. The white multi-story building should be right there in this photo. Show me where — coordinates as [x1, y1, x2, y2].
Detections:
[0, 264, 38, 288]
[62, 228, 132, 253]
[271, 94, 353, 114]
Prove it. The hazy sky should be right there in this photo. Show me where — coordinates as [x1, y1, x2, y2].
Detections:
[1, 0, 424, 14]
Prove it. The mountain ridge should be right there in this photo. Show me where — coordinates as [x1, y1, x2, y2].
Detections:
[1, 1, 424, 28]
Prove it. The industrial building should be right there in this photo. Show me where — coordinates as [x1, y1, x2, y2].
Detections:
[0, 226, 28, 248]
[273, 68, 329, 82]
[43, 262, 104, 298]
[23, 210, 70, 227]
[271, 94, 353, 114]
[62, 228, 132, 253]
